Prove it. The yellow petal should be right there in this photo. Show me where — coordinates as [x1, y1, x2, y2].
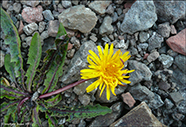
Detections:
[89, 50, 101, 64]
[87, 55, 97, 66]
[97, 46, 103, 60]
[106, 85, 110, 100]
[110, 86, 116, 96]
[86, 79, 99, 93]
[100, 84, 106, 97]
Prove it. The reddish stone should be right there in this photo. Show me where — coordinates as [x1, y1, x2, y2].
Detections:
[48, 20, 60, 37]
[170, 25, 177, 35]
[121, 92, 136, 108]
[21, 5, 43, 23]
[158, 81, 171, 92]
[143, 53, 149, 59]
[76, 33, 81, 38]
[166, 29, 186, 56]
[18, 21, 24, 35]
[68, 43, 73, 50]
[124, 0, 136, 8]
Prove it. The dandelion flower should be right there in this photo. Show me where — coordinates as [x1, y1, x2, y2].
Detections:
[80, 43, 135, 100]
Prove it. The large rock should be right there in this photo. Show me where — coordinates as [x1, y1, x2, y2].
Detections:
[128, 60, 152, 85]
[166, 29, 186, 56]
[58, 5, 98, 33]
[154, 1, 186, 24]
[120, 0, 157, 34]
[110, 102, 166, 127]
[88, 1, 111, 15]
[59, 41, 97, 84]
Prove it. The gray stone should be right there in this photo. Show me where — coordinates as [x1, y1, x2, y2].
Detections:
[112, 12, 118, 23]
[73, 79, 96, 96]
[70, 36, 80, 50]
[13, 3, 21, 13]
[148, 93, 164, 109]
[21, 1, 40, 7]
[170, 92, 184, 104]
[40, 31, 49, 44]
[39, 21, 46, 33]
[128, 83, 154, 103]
[23, 22, 38, 35]
[148, 32, 164, 51]
[147, 51, 159, 63]
[99, 16, 114, 35]
[167, 49, 178, 57]
[177, 100, 186, 114]
[89, 35, 98, 42]
[172, 112, 185, 121]
[157, 22, 171, 38]
[78, 94, 90, 106]
[0, 50, 5, 68]
[129, 47, 138, 56]
[88, 1, 111, 15]
[164, 98, 174, 109]
[154, 1, 186, 24]
[24, 37, 32, 46]
[154, 69, 173, 82]
[115, 40, 129, 49]
[59, 41, 97, 84]
[58, 5, 98, 33]
[110, 102, 166, 127]
[139, 32, 150, 43]
[120, 1, 157, 34]
[106, 5, 114, 15]
[96, 85, 127, 103]
[42, 10, 54, 21]
[78, 119, 86, 127]
[128, 60, 152, 85]
[67, 49, 75, 58]
[89, 102, 123, 127]
[158, 54, 174, 68]
[71, 1, 79, 5]
[158, 81, 171, 92]
[138, 43, 148, 50]
[62, 1, 72, 8]
[174, 55, 186, 73]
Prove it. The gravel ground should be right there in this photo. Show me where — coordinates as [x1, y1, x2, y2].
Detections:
[0, 0, 186, 127]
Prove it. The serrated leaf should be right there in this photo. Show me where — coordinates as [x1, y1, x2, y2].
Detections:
[41, 25, 69, 94]
[32, 105, 42, 127]
[44, 94, 62, 107]
[0, 101, 19, 112]
[41, 104, 112, 122]
[25, 33, 42, 92]
[0, 8, 24, 79]
[0, 83, 26, 100]
[4, 104, 18, 123]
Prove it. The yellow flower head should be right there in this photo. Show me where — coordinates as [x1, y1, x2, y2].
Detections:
[80, 43, 134, 100]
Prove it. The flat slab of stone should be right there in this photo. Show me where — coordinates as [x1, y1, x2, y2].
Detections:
[110, 102, 166, 127]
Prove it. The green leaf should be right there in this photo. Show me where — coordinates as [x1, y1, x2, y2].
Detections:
[0, 82, 26, 100]
[44, 94, 62, 107]
[41, 104, 112, 122]
[41, 24, 69, 94]
[4, 104, 18, 123]
[56, 23, 67, 39]
[0, 8, 24, 79]
[32, 105, 42, 127]
[4, 54, 16, 82]
[0, 101, 19, 112]
[25, 33, 42, 92]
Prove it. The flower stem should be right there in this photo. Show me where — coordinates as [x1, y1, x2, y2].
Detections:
[39, 79, 89, 99]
